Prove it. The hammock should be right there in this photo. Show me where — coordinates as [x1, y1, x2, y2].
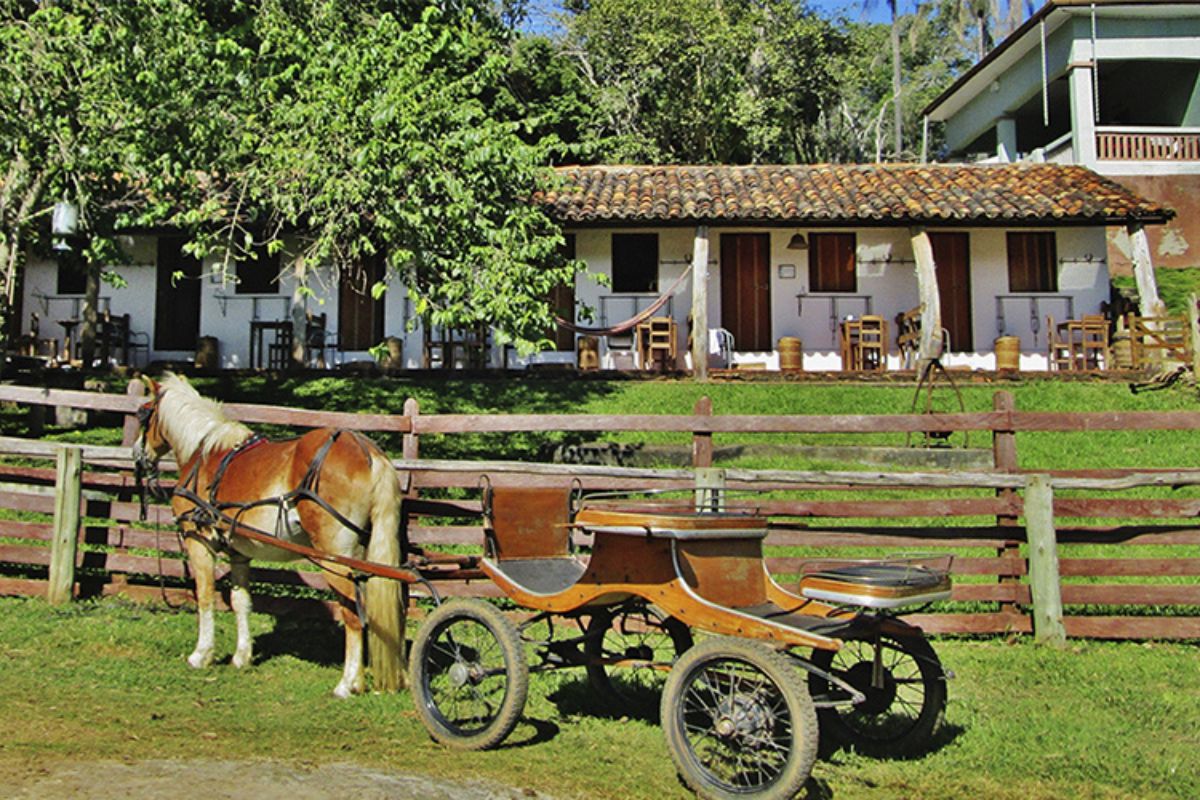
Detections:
[556, 264, 693, 336]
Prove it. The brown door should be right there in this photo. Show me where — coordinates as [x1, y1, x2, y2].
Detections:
[930, 232, 973, 352]
[155, 236, 201, 351]
[338, 255, 385, 350]
[720, 233, 771, 351]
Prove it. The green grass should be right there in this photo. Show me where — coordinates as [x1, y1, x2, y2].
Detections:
[1112, 266, 1200, 315]
[0, 596, 1195, 799]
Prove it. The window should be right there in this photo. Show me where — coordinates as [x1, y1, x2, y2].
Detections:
[235, 245, 281, 295]
[612, 233, 658, 293]
[1007, 232, 1057, 292]
[56, 258, 86, 295]
[808, 233, 856, 292]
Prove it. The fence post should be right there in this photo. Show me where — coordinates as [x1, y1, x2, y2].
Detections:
[1024, 474, 1066, 646]
[992, 391, 1020, 617]
[695, 467, 726, 512]
[122, 378, 146, 447]
[692, 396, 713, 469]
[48, 445, 83, 605]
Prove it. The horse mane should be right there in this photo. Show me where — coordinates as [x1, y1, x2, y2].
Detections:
[156, 373, 253, 463]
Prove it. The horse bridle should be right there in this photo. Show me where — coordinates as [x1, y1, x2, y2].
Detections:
[133, 392, 170, 514]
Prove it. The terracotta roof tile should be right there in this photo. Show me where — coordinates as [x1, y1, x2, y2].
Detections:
[541, 164, 1173, 226]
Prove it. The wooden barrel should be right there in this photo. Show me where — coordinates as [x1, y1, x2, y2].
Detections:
[994, 336, 1020, 371]
[577, 336, 599, 371]
[778, 337, 803, 371]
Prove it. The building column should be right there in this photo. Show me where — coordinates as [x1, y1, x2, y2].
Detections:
[996, 118, 1018, 162]
[1128, 222, 1164, 317]
[910, 226, 942, 363]
[690, 225, 710, 380]
[1068, 64, 1098, 167]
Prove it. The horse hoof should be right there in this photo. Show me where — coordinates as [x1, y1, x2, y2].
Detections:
[333, 684, 354, 700]
[232, 652, 252, 669]
[187, 651, 212, 669]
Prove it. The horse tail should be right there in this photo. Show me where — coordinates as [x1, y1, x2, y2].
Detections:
[365, 445, 406, 692]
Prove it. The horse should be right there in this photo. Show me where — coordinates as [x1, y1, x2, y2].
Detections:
[132, 373, 405, 697]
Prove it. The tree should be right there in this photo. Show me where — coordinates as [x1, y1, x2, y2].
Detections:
[560, 0, 844, 164]
[0, 0, 578, 357]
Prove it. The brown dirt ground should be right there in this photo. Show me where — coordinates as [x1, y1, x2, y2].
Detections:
[0, 758, 554, 799]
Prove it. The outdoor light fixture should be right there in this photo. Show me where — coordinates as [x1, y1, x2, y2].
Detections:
[786, 233, 808, 250]
[51, 201, 79, 252]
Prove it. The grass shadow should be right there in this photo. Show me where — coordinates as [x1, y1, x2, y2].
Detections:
[251, 616, 343, 667]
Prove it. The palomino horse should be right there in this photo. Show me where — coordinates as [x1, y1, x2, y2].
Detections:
[133, 374, 405, 696]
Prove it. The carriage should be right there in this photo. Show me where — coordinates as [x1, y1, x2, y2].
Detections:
[406, 486, 951, 800]
[135, 375, 951, 800]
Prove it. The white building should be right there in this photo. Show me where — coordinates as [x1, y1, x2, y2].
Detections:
[18, 162, 1170, 372]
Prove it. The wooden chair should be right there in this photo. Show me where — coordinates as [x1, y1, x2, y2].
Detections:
[856, 315, 887, 371]
[636, 316, 677, 370]
[1078, 314, 1109, 370]
[1046, 316, 1076, 371]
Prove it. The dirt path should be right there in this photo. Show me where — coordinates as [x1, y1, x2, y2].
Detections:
[0, 759, 553, 800]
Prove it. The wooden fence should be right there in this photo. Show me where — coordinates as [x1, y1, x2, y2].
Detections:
[1, 381, 1199, 642]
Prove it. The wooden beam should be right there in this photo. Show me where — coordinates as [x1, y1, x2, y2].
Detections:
[910, 226, 942, 362]
[1128, 222, 1164, 317]
[1025, 474, 1066, 646]
[48, 446, 83, 605]
[691, 224, 710, 381]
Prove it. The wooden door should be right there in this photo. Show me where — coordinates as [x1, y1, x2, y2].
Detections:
[154, 236, 201, 351]
[720, 233, 771, 351]
[338, 255, 385, 350]
[930, 232, 973, 352]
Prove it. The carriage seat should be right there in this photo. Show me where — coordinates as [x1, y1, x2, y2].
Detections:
[798, 561, 952, 609]
[483, 486, 586, 596]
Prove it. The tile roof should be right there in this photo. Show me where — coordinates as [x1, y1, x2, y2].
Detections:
[542, 163, 1172, 226]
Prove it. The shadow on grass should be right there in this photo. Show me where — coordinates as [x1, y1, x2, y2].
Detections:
[818, 719, 966, 762]
[497, 717, 561, 750]
[546, 675, 664, 723]
[251, 616, 344, 667]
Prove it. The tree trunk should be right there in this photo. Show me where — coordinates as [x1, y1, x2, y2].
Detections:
[79, 256, 100, 367]
[890, 6, 903, 159]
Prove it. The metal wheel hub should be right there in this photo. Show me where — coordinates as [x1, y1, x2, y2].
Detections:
[448, 661, 473, 688]
[715, 695, 774, 742]
[846, 661, 896, 715]
[624, 644, 654, 661]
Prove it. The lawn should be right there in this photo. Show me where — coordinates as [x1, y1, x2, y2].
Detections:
[0, 596, 1195, 799]
[2, 374, 1199, 797]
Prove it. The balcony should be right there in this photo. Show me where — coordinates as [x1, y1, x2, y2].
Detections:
[1096, 128, 1200, 162]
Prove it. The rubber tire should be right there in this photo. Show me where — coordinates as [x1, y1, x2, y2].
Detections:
[808, 628, 945, 757]
[662, 638, 819, 800]
[409, 599, 529, 751]
[584, 605, 692, 714]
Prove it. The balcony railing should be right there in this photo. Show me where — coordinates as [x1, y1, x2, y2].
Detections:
[1096, 127, 1200, 161]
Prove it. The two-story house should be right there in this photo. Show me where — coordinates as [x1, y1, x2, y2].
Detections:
[923, 0, 1200, 279]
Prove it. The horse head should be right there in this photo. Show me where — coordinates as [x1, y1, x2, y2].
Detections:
[133, 374, 169, 467]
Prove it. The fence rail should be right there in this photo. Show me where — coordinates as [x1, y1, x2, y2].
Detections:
[1, 380, 1198, 642]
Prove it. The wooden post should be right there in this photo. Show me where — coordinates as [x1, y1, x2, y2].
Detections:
[993, 391, 1020, 617]
[910, 226, 942, 363]
[122, 378, 146, 447]
[1025, 473, 1066, 646]
[695, 467, 726, 512]
[1128, 223, 1164, 317]
[691, 225, 710, 381]
[692, 396, 713, 469]
[48, 445, 83, 605]
[1188, 293, 1200, 377]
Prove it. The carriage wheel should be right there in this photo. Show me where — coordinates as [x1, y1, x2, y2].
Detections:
[807, 628, 946, 757]
[662, 638, 818, 800]
[584, 604, 692, 715]
[409, 599, 529, 750]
